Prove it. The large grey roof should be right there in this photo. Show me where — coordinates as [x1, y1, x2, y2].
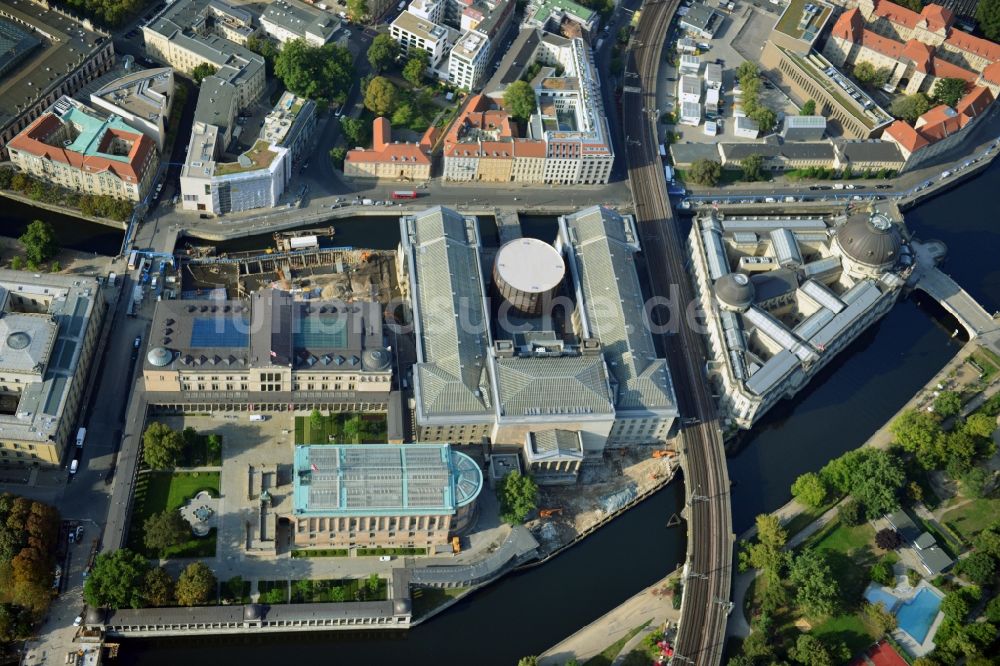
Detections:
[402, 207, 493, 420]
[721, 141, 835, 161]
[559, 206, 677, 416]
[835, 212, 902, 268]
[837, 140, 904, 164]
[262, 0, 340, 43]
[492, 354, 613, 417]
[669, 142, 722, 166]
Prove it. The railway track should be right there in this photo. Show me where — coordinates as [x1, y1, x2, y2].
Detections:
[621, 2, 734, 663]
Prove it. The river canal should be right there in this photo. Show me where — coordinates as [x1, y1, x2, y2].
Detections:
[5, 161, 997, 664]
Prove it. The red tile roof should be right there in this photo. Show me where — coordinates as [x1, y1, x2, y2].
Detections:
[8, 112, 154, 184]
[981, 60, 1000, 84]
[345, 118, 431, 165]
[902, 38, 933, 71]
[873, 0, 923, 30]
[956, 85, 994, 117]
[920, 4, 954, 32]
[946, 28, 1000, 62]
[884, 119, 930, 152]
[860, 29, 903, 58]
[831, 8, 863, 42]
[930, 56, 978, 82]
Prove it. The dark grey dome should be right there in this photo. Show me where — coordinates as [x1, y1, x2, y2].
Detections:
[714, 273, 755, 311]
[362, 348, 391, 371]
[6, 331, 30, 350]
[244, 603, 263, 621]
[146, 346, 173, 367]
[836, 212, 901, 269]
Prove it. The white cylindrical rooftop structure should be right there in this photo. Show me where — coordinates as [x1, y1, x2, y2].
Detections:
[493, 238, 565, 316]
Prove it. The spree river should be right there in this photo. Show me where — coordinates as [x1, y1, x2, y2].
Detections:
[7, 162, 997, 665]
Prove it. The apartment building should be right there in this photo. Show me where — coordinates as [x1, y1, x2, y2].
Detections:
[8, 96, 159, 202]
[180, 91, 315, 215]
[89, 68, 174, 151]
[260, 0, 342, 46]
[0, 271, 105, 467]
[143, 0, 265, 109]
[0, 0, 116, 159]
[390, 10, 452, 67]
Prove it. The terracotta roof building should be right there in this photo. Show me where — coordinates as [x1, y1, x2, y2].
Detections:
[344, 118, 433, 181]
[8, 96, 159, 202]
[882, 85, 994, 160]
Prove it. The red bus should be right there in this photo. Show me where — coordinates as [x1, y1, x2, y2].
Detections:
[391, 190, 419, 199]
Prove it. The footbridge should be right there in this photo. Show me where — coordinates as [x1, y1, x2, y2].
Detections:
[909, 240, 1000, 351]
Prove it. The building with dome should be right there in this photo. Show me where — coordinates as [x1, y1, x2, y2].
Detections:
[142, 288, 393, 413]
[688, 211, 909, 429]
[0, 271, 105, 466]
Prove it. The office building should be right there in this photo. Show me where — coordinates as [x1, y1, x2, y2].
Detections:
[390, 10, 452, 68]
[142, 289, 392, 412]
[524, 0, 598, 37]
[687, 211, 908, 429]
[344, 117, 433, 180]
[0, 271, 106, 467]
[261, 0, 342, 46]
[781, 115, 826, 141]
[290, 444, 483, 549]
[0, 0, 115, 159]
[180, 91, 315, 215]
[8, 96, 159, 202]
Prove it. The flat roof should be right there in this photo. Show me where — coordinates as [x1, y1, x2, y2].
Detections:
[774, 0, 831, 42]
[262, 0, 340, 43]
[392, 10, 447, 42]
[292, 444, 483, 516]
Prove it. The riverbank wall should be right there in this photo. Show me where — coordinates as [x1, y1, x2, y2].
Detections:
[0, 191, 127, 230]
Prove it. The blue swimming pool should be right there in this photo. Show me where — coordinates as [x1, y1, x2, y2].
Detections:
[864, 585, 899, 612]
[896, 588, 943, 644]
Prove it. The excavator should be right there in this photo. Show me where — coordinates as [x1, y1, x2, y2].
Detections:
[651, 449, 677, 459]
[539, 508, 563, 518]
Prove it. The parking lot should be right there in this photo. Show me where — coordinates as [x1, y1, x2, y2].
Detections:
[658, 0, 800, 146]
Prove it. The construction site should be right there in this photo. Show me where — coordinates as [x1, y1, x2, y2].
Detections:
[179, 227, 401, 304]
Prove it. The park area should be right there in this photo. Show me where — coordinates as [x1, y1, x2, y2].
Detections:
[127, 471, 220, 558]
[294, 411, 387, 445]
[257, 577, 387, 604]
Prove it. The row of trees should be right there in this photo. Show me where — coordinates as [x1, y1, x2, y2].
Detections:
[0, 494, 60, 616]
[736, 62, 777, 135]
[59, 0, 142, 27]
[84, 549, 216, 609]
[890, 397, 996, 481]
[142, 422, 220, 469]
[0, 168, 133, 223]
[790, 447, 906, 519]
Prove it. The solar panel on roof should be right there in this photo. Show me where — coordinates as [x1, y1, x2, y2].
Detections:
[294, 314, 348, 349]
[190, 317, 249, 348]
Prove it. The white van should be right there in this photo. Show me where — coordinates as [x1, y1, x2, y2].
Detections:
[76, 427, 86, 449]
[249, 414, 267, 422]
[69, 460, 79, 475]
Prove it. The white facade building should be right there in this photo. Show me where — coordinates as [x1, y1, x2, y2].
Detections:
[260, 0, 342, 45]
[449, 30, 491, 90]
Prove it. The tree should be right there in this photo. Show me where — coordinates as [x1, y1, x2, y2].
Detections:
[175, 562, 216, 606]
[364, 76, 398, 117]
[854, 61, 877, 84]
[863, 600, 897, 635]
[839, 498, 864, 526]
[689, 159, 722, 186]
[960, 466, 992, 498]
[142, 421, 184, 469]
[340, 116, 368, 146]
[191, 63, 217, 85]
[791, 472, 828, 508]
[750, 107, 777, 134]
[738, 514, 789, 611]
[143, 510, 190, 554]
[275, 40, 354, 104]
[347, 0, 369, 21]
[737, 61, 759, 81]
[403, 51, 430, 86]
[517, 658, 539, 666]
[801, 100, 816, 115]
[787, 633, 848, 666]
[497, 471, 538, 524]
[84, 549, 149, 609]
[330, 146, 347, 169]
[246, 35, 280, 74]
[741, 154, 764, 182]
[963, 412, 996, 438]
[367, 34, 399, 73]
[956, 551, 996, 585]
[978, 0, 1000, 41]
[985, 595, 1000, 623]
[891, 409, 945, 469]
[343, 415, 370, 443]
[503, 80, 537, 123]
[144, 567, 175, 607]
[934, 390, 962, 418]
[366, 573, 380, 595]
[10, 256, 22, 271]
[890, 93, 931, 123]
[875, 528, 902, 550]
[941, 587, 978, 621]
[790, 549, 840, 617]
[19, 220, 57, 269]
[931, 78, 967, 108]
[974, 523, 1000, 558]
[871, 557, 895, 586]
[851, 449, 906, 518]
[309, 409, 324, 433]
[49, 260, 60, 273]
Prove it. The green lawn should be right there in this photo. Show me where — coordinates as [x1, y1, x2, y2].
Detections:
[289, 577, 387, 603]
[290, 548, 349, 558]
[783, 503, 834, 540]
[810, 611, 879, 656]
[127, 471, 221, 558]
[941, 497, 1000, 540]
[411, 586, 468, 619]
[809, 520, 874, 554]
[584, 620, 651, 666]
[294, 412, 388, 445]
[258, 580, 289, 604]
